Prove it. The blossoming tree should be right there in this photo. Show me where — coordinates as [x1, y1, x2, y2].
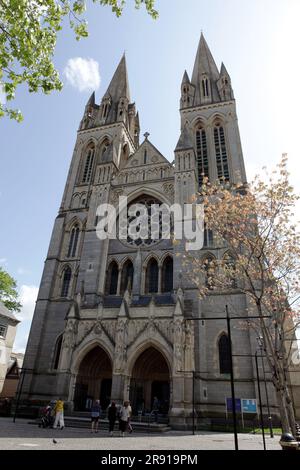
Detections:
[184, 155, 300, 434]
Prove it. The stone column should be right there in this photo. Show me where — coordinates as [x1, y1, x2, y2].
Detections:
[169, 315, 187, 428]
[117, 268, 122, 295]
[111, 373, 126, 405]
[132, 249, 142, 298]
[158, 266, 162, 294]
[111, 317, 128, 404]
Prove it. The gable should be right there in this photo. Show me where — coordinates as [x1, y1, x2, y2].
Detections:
[124, 139, 172, 170]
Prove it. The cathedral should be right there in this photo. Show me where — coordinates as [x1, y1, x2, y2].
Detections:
[22, 34, 279, 428]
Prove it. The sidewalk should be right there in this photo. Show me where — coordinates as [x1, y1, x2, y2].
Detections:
[0, 417, 281, 450]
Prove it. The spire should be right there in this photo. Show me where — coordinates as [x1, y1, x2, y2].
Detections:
[104, 54, 131, 103]
[86, 91, 95, 107]
[181, 70, 190, 85]
[80, 91, 96, 130]
[191, 33, 220, 105]
[217, 61, 234, 101]
[220, 62, 229, 76]
[192, 33, 219, 84]
[175, 123, 193, 152]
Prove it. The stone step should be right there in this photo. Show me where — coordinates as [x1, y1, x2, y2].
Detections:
[69, 413, 168, 423]
[64, 417, 171, 433]
[32, 416, 171, 433]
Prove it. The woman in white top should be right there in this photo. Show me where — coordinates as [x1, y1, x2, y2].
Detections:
[119, 401, 130, 437]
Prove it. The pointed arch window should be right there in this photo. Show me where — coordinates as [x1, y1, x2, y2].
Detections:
[120, 260, 134, 295]
[196, 126, 209, 186]
[53, 335, 63, 370]
[161, 256, 173, 293]
[100, 139, 110, 159]
[98, 138, 110, 163]
[103, 104, 108, 118]
[203, 224, 213, 247]
[219, 334, 231, 374]
[105, 261, 119, 295]
[214, 123, 229, 181]
[202, 78, 209, 97]
[122, 143, 129, 163]
[101, 97, 111, 120]
[61, 266, 72, 297]
[67, 224, 80, 258]
[145, 258, 159, 294]
[82, 144, 95, 183]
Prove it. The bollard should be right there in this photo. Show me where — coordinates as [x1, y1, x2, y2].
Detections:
[279, 433, 300, 451]
[295, 423, 300, 442]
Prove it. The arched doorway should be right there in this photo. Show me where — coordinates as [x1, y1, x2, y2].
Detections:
[129, 347, 170, 417]
[74, 346, 112, 412]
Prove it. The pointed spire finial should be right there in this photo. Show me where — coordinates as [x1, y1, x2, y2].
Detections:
[191, 32, 220, 105]
[104, 54, 131, 103]
[181, 70, 190, 85]
[220, 62, 229, 76]
[175, 122, 193, 152]
[87, 91, 95, 106]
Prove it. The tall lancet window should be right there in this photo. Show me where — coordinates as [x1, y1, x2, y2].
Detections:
[61, 266, 72, 297]
[161, 256, 173, 293]
[202, 78, 209, 97]
[67, 225, 80, 258]
[203, 223, 213, 247]
[219, 334, 231, 374]
[120, 260, 134, 295]
[82, 144, 95, 183]
[214, 123, 229, 181]
[105, 261, 119, 295]
[145, 258, 159, 294]
[196, 126, 209, 186]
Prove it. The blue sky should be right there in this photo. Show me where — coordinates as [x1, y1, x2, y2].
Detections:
[1, 0, 300, 351]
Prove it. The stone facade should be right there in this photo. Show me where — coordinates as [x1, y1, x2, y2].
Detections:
[0, 352, 24, 399]
[22, 35, 281, 428]
[0, 302, 20, 394]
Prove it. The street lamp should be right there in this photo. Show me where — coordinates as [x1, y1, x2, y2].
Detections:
[256, 336, 274, 438]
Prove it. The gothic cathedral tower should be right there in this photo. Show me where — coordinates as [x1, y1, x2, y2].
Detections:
[22, 36, 277, 428]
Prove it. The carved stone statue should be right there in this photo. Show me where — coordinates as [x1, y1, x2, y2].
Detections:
[114, 319, 127, 372]
[63, 320, 78, 350]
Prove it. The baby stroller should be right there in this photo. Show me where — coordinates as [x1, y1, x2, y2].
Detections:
[39, 403, 55, 428]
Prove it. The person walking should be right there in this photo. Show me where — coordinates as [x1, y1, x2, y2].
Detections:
[107, 401, 117, 436]
[90, 399, 101, 433]
[127, 400, 133, 434]
[119, 401, 131, 437]
[53, 398, 64, 430]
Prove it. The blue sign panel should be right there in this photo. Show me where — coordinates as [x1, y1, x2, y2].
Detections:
[241, 399, 257, 413]
[226, 398, 242, 412]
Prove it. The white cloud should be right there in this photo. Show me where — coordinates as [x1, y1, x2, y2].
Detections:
[13, 285, 38, 353]
[17, 285, 38, 321]
[13, 328, 29, 354]
[64, 57, 100, 92]
[0, 258, 7, 265]
[17, 267, 31, 275]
